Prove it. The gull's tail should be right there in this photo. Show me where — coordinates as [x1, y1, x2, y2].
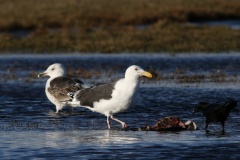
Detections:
[67, 92, 75, 99]
[62, 90, 83, 107]
[60, 99, 80, 108]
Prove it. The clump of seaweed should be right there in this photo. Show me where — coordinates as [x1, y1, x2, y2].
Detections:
[0, 65, 239, 87]
[147, 67, 239, 84]
[66, 68, 102, 79]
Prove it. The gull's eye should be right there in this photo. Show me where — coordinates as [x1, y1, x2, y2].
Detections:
[135, 68, 138, 71]
[52, 68, 55, 71]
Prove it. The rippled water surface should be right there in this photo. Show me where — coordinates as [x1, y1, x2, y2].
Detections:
[0, 53, 240, 159]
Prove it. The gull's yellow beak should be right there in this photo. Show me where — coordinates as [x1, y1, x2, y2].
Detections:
[141, 71, 152, 78]
[38, 72, 47, 78]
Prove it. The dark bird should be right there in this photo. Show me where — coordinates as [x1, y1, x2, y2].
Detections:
[192, 100, 237, 131]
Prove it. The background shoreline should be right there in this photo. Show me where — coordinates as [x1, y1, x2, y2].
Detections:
[0, 0, 239, 53]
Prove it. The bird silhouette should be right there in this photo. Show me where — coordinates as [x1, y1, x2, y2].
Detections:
[192, 100, 237, 132]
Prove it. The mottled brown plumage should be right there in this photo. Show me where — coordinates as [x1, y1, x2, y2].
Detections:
[48, 76, 84, 102]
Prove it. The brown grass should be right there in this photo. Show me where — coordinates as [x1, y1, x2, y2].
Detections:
[0, 0, 240, 52]
[0, 0, 240, 31]
[0, 23, 239, 52]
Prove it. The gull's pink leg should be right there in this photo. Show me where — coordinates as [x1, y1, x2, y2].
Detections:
[107, 116, 111, 129]
[110, 114, 127, 129]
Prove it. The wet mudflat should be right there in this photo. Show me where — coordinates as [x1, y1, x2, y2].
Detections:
[0, 53, 240, 159]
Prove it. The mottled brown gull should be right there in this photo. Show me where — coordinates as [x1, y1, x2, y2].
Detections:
[38, 63, 88, 113]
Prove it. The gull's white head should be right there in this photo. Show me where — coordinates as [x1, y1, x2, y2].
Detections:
[125, 65, 152, 81]
[38, 63, 66, 78]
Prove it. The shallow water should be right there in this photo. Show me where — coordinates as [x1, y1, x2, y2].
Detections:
[0, 53, 240, 159]
[191, 20, 240, 30]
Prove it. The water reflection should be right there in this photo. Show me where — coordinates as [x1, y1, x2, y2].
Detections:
[45, 130, 142, 147]
[0, 122, 240, 158]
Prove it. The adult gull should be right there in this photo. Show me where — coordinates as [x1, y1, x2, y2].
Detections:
[63, 65, 152, 129]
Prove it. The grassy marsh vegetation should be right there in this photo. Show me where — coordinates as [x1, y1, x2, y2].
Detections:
[0, 0, 239, 53]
